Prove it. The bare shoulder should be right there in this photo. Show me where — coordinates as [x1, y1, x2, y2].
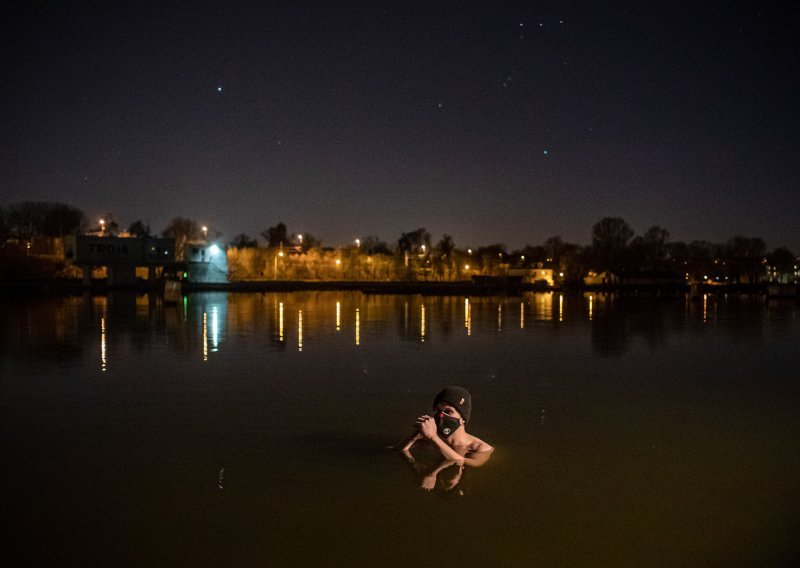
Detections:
[468, 435, 494, 453]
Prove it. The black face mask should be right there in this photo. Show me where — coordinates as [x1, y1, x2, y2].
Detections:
[436, 412, 462, 438]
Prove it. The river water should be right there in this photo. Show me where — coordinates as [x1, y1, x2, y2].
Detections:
[2, 291, 799, 567]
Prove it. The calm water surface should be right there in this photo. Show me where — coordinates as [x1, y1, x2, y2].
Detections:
[2, 291, 799, 567]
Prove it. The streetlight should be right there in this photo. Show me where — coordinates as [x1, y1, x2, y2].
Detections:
[202, 226, 208, 240]
[355, 238, 360, 248]
[99, 219, 105, 234]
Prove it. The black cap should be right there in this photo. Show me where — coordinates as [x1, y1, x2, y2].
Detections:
[433, 386, 472, 423]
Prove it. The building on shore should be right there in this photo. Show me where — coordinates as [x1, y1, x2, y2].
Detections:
[183, 241, 229, 284]
[64, 234, 175, 286]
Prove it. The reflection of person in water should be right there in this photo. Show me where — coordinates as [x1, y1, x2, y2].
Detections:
[395, 387, 493, 491]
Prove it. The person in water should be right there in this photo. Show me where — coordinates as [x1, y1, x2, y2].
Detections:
[397, 386, 494, 470]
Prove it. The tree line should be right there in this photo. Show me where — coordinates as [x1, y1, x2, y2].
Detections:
[1, 202, 796, 283]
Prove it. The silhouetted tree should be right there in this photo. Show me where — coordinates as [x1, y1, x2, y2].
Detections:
[543, 236, 566, 263]
[435, 234, 455, 259]
[261, 222, 290, 248]
[590, 217, 634, 273]
[397, 228, 431, 254]
[360, 236, 392, 255]
[767, 246, 796, 280]
[515, 245, 547, 265]
[6, 201, 85, 239]
[685, 240, 720, 282]
[537, 236, 586, 282]
[725, 235, 766, 284]
[230, 233, 258, 248]
[127, 220, 150, 237]
[476, 243, 508, 274]
[299, 232, 321, 250]
[629, 225, 670, 270]
[162, 217, 200, 258]
[559, 242, 589, 284]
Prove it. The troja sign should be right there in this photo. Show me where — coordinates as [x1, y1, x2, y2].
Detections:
[65, 235, 175, 265]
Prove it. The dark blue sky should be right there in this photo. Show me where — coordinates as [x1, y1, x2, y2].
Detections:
[3, 1, 799, 251]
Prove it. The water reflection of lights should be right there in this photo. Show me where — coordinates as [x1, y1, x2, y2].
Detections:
[497, 303, 502, 331]
[183, 296, 188, 322]
[703, 294, 708, 323]
[298, 309, 303, 352]
[520, 301, 524, 329]
[210, 306, 219, 352]
[355, 308, 360, 346]
[203, 312, 208, 361]
[558, 294, 564, 322]
[336, 301, 341, 331]
[100, 317, 107, 372]
[588, 295, 593, 321]
[464, 298, 472, 336]
[534, 293, 552, 320]
[420, 304, 426, 342]
[404, 302, 409, 334]
[279, 302, 284, 342]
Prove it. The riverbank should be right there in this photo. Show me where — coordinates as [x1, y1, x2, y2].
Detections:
[2, 276, 795, 299]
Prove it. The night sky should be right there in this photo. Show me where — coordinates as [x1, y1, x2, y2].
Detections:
[4, 1, 799, 251]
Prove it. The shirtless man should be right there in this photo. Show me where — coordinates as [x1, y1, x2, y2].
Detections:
[398, 386, 494, 468]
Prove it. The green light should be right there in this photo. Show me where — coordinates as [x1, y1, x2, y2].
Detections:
[183, 272, 188, 278]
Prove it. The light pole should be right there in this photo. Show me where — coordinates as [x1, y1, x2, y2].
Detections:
[99, 219, 105, 235]
[202, 226, 208, 241]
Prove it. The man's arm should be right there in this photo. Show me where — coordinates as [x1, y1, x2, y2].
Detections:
[417, 416, 468, 464]
[394, 430, 423, 452]
[462, 447, 493, 467]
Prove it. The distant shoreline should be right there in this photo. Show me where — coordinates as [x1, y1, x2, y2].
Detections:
[0, 277, 791, 298]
